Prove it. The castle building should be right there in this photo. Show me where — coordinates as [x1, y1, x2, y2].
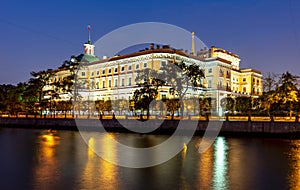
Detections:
[45, 33, 263, 114]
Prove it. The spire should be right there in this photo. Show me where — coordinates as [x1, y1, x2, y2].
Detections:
[87, 24, 91, 44]
[191, 32, 195, 55]
[84, 24, 95, 55]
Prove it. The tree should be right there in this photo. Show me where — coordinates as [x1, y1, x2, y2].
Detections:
[165, 99, 180, 119]
[160, 61, 205, 116]
[220, 97, 235, 113]
[235, 97, 252, 115]
[263, 72, 279, 92]
[273, 72, 299, 117]
[27, 70, 53, 114]
[133, 68, 165, 118]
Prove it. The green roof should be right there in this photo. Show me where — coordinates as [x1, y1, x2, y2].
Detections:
[76, 54, 99, 63]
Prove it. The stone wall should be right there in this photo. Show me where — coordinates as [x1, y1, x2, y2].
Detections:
[1, 118, 300, 137]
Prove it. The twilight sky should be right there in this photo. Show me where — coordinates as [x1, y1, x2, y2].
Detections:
[0, 0, 299, 84]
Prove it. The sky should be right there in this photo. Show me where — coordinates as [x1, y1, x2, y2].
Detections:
[0, 0, 299, 84]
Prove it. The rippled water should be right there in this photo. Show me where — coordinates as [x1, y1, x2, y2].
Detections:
[0, 128, 299, 190]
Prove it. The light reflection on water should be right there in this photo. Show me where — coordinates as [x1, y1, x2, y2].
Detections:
[0, 128, 298, 189]
[287, 140, 300, 190]
[213, 137, 228, 189]
[32, 130, 60, 188]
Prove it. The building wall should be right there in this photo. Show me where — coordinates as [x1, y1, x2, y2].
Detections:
[45, 45, 263, 109]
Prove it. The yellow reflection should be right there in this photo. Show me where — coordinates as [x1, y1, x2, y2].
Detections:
[88, 137, 95, 158]
[33, 131, 60, 186]
[198, 141, 213, 189]
[182, 143, 187, 159]
[288, 140, 300, 189]
[213, 137, 228, 189]
[80, 134, 118, 189]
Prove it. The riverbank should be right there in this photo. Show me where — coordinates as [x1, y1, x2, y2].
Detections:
[1, 117, 300, 138]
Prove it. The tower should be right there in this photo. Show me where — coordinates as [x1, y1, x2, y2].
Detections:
[84, 25, 95, 55]
[191, 32, 195, 55]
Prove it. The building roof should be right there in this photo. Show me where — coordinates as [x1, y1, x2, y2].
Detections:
[88, 46, 200, 65]
[76, 54, 99, 63]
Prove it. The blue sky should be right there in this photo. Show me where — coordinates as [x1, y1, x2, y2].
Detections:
[0, 0, 299, 84]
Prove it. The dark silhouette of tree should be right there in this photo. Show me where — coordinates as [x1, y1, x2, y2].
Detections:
[235, 97, 252, 115]
[220, 97, 235, 113]
[133, 68, 165, 118]
[273, 72, 299, 117]
[165, 99, 180, 119]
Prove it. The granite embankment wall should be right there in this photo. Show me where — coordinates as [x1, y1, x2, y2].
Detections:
[1, 117, 300, 137]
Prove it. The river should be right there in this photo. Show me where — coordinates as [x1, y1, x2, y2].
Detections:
[0, 127, 299, 189]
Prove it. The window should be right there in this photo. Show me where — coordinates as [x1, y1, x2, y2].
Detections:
[257, 80, 259, 84]
[108, 80, 111, 87]
[208, 80, 212, 88]
[121, 78, 125, 86]
[243, 87, 246, 92]
[243, 78, 246, 82]
[128, 65, 132, 70]
[91, 71, 94, 76]
[108, 69, 112, 73]
[219, 79, 223, 88]
[161, 94, 166, 100]
[128, 77, 132, 86]
[208, 68, 212, 73]
[121, 66, 125, 72]
[161, 61, 166, 67]
[81, 72, 86, 76]
[96, 71, 99, 76]
[114, 79, 118, 87]
[102, 81, 105, 88]
[102, 70, 105, 75]
[143, 63, 147, 68]
[136, 64, 139, 69]
[114, 67, 118, 72]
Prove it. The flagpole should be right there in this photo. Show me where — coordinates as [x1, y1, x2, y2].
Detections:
[88, 25, 91, 43]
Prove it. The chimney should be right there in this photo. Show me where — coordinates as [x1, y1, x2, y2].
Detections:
[150, 43, 154, 50]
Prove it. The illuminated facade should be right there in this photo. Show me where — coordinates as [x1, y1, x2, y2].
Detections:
[45, 38, 263, 113]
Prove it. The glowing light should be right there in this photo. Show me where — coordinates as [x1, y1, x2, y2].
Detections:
[213, 137, 228, 189]
[183, 143, 187, 153]
[88, 137, 95, 158]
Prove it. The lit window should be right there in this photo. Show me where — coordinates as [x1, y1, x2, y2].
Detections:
[114, 79, 118, 87]
[208, 80, 212, 88]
